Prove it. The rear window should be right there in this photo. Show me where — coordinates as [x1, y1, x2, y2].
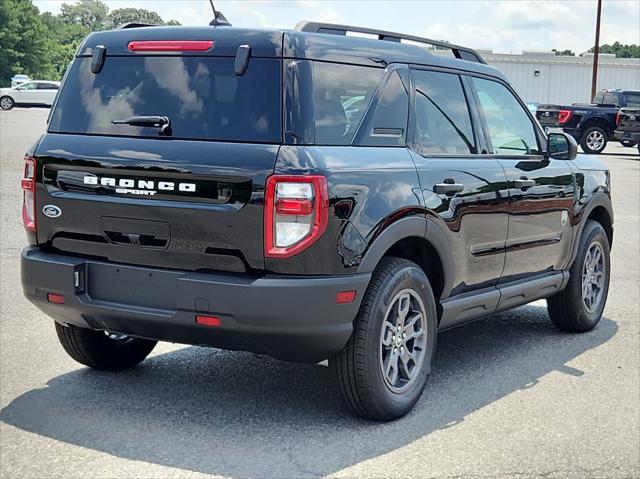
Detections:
[49, 56, 281, 143]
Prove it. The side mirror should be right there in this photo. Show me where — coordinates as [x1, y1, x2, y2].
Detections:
[547, 132, 577, 161]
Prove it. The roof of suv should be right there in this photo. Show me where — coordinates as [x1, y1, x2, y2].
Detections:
[77, 24, 508, 82]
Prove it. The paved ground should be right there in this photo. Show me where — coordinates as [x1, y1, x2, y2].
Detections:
[0, 107, 638, 479]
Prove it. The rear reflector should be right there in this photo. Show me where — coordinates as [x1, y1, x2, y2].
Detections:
[47, 293, 65, 304]
[336, 291, 356, 304]
[127, 40, 214, 52]
[195, 315, 221, 327]
[21, 156, 36, 232]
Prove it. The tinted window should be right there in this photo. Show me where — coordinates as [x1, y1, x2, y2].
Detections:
[625, 93, 640, 107]
[50, 56, 281, 143]
[413, 70, 475, 155]
[356, 70, 409, 146]
[472, 77, 540, 155]
[37, 83, 58, 90]
[312, 62, 382, 145]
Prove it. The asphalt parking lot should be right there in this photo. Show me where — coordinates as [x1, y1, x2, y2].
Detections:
[0, 107, 638, 479]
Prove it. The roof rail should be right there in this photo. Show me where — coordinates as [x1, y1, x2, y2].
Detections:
[294, 21, 485, 64]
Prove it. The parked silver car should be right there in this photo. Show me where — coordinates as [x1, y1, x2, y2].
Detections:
[0, 81, 61, 110]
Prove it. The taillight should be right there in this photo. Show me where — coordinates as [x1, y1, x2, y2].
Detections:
[127, 40, 214, 52]
[21, 156, 36, 232]
[558, 110, 573, 124]
[616, 111, 622, 126]
[264, 175, 329, 258]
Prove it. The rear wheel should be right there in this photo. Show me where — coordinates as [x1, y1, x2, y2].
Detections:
[332, 257, 437, 421]
[0, 96, 15, 110]
[580, 126, 608, 154]
[620, 140, 637, 148]
[547, 220, 610, 332]
[55, 322, 157, 370]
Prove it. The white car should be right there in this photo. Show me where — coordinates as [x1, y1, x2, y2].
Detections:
[11, 74, 31, 88]
[0, 81, 61, 111]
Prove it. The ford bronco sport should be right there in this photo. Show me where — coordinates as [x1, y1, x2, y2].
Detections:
[21, 21, 613, 421]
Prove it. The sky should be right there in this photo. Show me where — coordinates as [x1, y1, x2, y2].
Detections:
[33, 0, 640, 55]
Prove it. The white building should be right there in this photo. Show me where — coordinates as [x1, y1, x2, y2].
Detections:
[479, 50, 640, 105]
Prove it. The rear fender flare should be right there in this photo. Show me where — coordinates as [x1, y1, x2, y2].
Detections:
[356, 216, 455, 299]
[569, 192, 613, 267]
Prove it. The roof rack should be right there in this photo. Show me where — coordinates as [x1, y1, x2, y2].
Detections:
[294, 22, 485, 64]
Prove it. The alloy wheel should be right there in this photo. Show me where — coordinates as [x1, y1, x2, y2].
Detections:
[379, 288, 428, 393]
[582, 241, 605, 313]
[586, 130, 605, 151]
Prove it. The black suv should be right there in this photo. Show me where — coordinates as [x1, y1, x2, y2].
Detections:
[20, 21, 613, 421]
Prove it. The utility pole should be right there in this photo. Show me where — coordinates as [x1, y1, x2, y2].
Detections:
[590, 0, 602, 102]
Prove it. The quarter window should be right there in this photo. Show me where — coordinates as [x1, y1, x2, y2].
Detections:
[472, 77, 540, 156]
[413, 70, 476, 155]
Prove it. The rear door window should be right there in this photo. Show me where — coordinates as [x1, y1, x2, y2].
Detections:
[49, 56, 281, 143]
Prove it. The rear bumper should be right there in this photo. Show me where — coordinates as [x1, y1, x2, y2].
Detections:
[21, 247, 370, 362]
[614, 130, 640, 142]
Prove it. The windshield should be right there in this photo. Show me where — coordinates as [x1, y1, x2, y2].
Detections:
[49, 56, 282, 143]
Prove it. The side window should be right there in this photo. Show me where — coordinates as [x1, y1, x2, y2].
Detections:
[37, 83, 58, 90]
[16, 82, 36, 90]
[356, 70, 409, 147]
[472, 77, 541, 156]
[413, 70, 476, 155]
[312, 62, 383, 145]
[625, 93, 640, 107]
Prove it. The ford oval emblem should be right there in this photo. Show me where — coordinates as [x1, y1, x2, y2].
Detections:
[42, 205, 62, 218]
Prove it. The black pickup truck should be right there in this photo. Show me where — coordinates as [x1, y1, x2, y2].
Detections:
[20, 21, 613, 420]
[614, 107, 640, 154]
[537, 89, 640, 154]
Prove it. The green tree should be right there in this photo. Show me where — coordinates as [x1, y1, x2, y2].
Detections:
[589, 42, 640, 58]
[0, 0, 50, 86]
[60, 0, 108, 30]
[103, 7, 181, 29]
[41, 12, 89, 79]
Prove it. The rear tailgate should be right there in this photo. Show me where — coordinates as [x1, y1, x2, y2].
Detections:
[536, 105, 562, 127]
[33, 27, 283, 273]
[617, 108, 640, 132]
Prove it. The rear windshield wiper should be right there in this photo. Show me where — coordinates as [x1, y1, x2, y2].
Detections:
[112, 116, 172, 136]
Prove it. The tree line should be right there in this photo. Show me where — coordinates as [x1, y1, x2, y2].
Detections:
[0, 0, 180, 86]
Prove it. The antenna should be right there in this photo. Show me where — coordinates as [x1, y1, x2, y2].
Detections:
[208, 0, 232, 26]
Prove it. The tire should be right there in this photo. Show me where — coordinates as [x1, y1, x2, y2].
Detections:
[55, 322, 157, 371]
[0, 96, 15, 111]
[579, 126, 608, 154]
[332, 257, 437, 421]
[620, 140, 637, 148]
[547, 220, 610, 332]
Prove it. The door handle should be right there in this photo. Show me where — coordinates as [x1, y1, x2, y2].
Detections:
[434, 182, 464, 195]
[514, 178, 536, 190]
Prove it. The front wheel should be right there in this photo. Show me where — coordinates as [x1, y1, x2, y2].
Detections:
[55, 322, 157, 370]
[579, 126, 608, 154]
[332, 257, 437, 421]
[620, 140, 637, 148]
[0, 96, 15, 110]
[547, 220, 610, 332]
